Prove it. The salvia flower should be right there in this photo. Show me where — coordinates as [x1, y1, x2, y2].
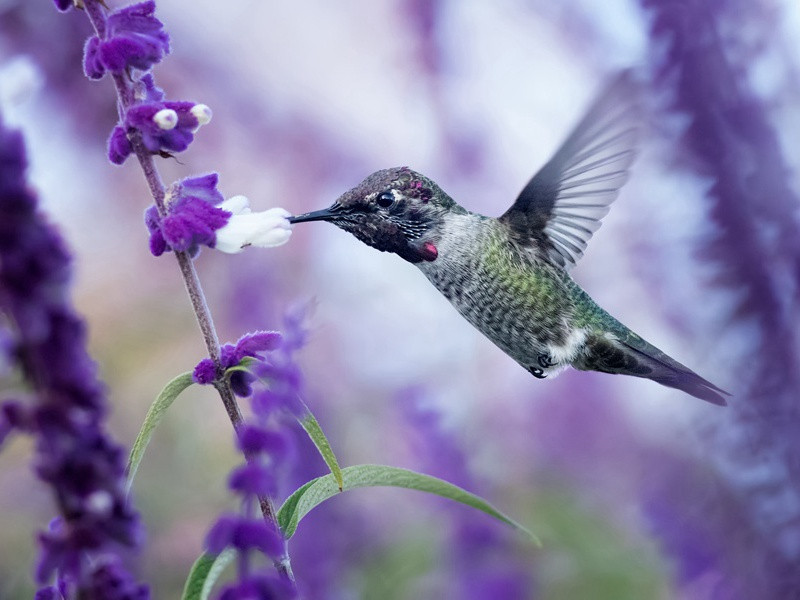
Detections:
[0, 117, 147, 595]
[82, 1, 169, 80]
[124, 100, 210, 156]
[193, 331, 282, 398]
[145, 174, 292, 258]
[214, 197, 292, 254]
[204, 313, 309, 598]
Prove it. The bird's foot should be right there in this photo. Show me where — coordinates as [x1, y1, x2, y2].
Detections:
[537, 353, 556, 369]
[529, 366, 547, 379]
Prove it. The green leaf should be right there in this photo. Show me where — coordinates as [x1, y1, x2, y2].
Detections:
[298, 408, 344, 492]
[126, 371, 195, 493]
[181, 549, 236, 600]
[277, 464, 537, 543]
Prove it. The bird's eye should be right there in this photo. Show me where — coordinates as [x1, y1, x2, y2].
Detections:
[376, 191, 395, 209]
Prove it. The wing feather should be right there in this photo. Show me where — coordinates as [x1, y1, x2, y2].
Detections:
[499, 70, 642, 269]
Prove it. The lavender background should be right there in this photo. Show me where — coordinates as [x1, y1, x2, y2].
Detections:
[2, 0, 800, 597]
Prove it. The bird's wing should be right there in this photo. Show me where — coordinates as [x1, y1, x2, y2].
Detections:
[499, 70, 642, 270]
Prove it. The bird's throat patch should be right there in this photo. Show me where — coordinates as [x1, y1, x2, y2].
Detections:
[420, 241, 438, 261]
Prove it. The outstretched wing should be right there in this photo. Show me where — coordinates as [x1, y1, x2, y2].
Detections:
[499, 70, 642, 270]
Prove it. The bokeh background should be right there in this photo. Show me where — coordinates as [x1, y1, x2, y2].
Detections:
[2, 0, 800, 598]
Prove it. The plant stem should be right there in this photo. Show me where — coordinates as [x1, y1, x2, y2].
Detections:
[82, 0, 293, 582]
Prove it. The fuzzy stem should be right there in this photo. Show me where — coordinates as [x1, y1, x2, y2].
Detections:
[82, 0, 292, 581]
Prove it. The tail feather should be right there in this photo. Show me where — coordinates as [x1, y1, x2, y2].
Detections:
[577, 332, 729, 406]
[618, 340, 729, 406]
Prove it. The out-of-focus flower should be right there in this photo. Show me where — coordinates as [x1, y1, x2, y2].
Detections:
[398, 388, 532, 599]
[84, 558, 150, 600]
[250, 307, 307, 418]
[204, 310, 311, 598]
[641, 0, 800, 595]
[217, 575, 297, 600]
[52, 0, 73, 12]
[206, 515, 284, 559]
[82, 1, 169, 79]
[0, 116, 147, 595]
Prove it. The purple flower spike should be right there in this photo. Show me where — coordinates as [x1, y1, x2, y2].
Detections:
[0, 117, 147, 595]
[83, 1, 169, 79]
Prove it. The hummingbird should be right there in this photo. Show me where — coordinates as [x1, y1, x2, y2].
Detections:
[289, 71, 728, 405]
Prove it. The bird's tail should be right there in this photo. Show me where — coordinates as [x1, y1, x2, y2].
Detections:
[576, 330, 729, 406]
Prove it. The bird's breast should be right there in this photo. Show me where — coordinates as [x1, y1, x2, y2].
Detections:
[417, 223, 573, 365]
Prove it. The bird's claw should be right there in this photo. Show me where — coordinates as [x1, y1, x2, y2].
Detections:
[538, 353, 556, 369]
[529, 366, 547, 379]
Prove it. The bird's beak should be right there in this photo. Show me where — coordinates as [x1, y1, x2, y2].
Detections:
[288, 207, 337, 224]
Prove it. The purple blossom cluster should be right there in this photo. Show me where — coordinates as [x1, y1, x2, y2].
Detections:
[106, 75, 211, 164]
[81, 1, 169, 78]
[0, 117, 147, 597]
[58, 0, 211, 166]
[62, 0, 291, 260]
[201, 313, 310, 599]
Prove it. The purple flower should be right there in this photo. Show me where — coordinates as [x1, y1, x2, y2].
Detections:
[203, 311, 310, 597]
[192, 331, 282, 397]
[107, 126, 133, 165]
[237, 425, 289, 457]
[217, 575, 297, 600]
[144, 174, 291, 258]
[206, 515, 284, 559]
[85, 558, 150, 600]
[397, 388, 532, 599]
[229, 462, 279, 497]
[0, 116, 147, 595]
[124, 100, 209, 155]
[52, 0, 73, 12]
[249, 307, 309, 418]
[145, 173, 229, 257]
[82, 1, 169, 79]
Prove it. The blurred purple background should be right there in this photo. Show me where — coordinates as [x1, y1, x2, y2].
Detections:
[1, 0, 800, 598]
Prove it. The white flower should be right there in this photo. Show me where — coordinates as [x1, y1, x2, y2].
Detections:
[191, 104, 213, 129]
[153, 108, 178, 130]
[215, 195, 292, 254]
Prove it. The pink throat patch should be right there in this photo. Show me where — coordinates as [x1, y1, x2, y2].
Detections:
[421, 241, 438, 261]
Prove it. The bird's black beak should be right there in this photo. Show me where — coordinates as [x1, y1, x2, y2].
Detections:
[288, 207, 337, 224]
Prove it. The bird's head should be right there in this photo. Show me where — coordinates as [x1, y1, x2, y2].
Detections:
[290, 167, 459, 263]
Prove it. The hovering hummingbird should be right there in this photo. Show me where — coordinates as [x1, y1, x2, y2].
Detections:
[289, 71, 728, 405]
